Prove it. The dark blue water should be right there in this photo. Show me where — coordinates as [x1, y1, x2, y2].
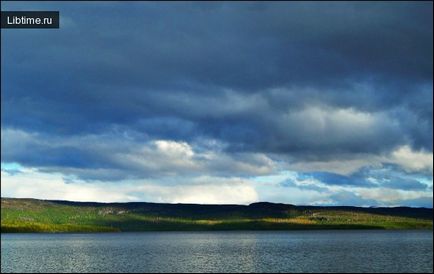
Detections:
[1, 230, 433, 273]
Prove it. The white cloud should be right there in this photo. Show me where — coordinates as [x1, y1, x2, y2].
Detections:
[2, 166, 432, 206]
[1, 168, 258, 205]
[388, 145, 433, 173]
[154, 140, 194, 158]
[278, 106, 400, 147]
[287, 145, 433, 176]
[143, 183, 258, 205]
[356, 187, 433, 206]
[1, 130, 432, 207]
[288, 157, 383, 175]
[1, 128, 276, 180]
[1, 169, 136, 203]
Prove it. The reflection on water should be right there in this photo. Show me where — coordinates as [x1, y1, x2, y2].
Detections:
[1, 230, 433, 273]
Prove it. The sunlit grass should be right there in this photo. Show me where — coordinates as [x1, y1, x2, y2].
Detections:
[1, 199, 432, 232]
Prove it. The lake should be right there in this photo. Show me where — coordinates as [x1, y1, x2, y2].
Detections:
[1, 230, 432, 273]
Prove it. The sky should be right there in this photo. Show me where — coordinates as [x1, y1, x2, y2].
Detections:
[1, 2, 433, 207]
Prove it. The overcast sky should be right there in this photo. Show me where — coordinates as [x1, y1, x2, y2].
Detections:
[1, 2, 433, 207]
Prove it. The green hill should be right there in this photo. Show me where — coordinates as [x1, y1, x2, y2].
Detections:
[1, 198, 432, 233]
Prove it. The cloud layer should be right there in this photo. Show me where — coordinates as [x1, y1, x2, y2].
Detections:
[1, 2, 432, 206]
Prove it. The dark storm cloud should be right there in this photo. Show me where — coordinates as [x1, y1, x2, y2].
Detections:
[1, 2, 432, 178]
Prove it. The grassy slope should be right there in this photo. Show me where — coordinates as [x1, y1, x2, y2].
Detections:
[1, 198, 432, 232]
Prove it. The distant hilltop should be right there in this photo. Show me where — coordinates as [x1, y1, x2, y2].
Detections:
[1, 198, 432, 233]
